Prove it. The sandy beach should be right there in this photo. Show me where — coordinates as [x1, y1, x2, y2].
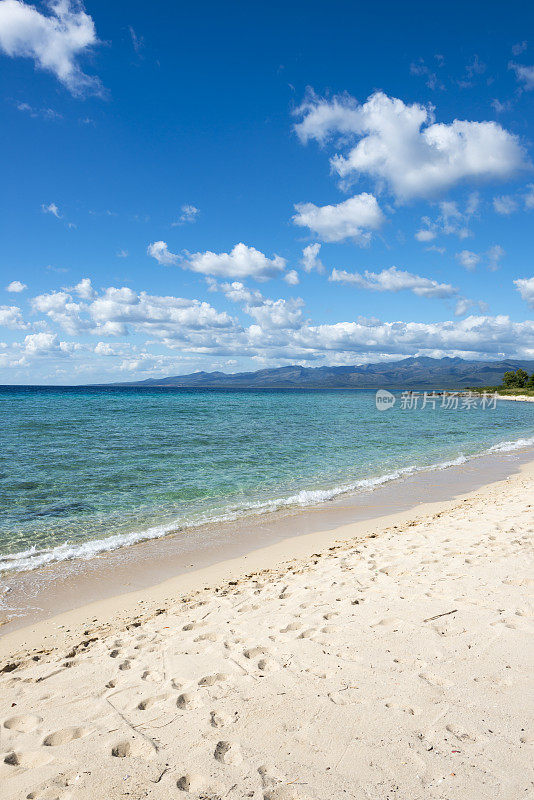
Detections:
[1, 462, 533, 800]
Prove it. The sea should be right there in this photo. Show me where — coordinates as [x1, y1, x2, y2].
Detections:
[1, 386, 533, 575]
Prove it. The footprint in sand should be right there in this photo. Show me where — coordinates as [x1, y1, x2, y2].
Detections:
[4, 749, 54, 768]
[213, 740, 242, 765]
[141, 669, 162, 682]
[137, 694, 167, 710]
[111, 741, 131, 758]
[27, 790, 72, 800]
[194, 632, 218, 642]
[258, 657, 279, 672]
[177, 692, 203, 710]
[243, 646, 268, 659]
[385, 701, 419, 716]
[258, 764, 286, 788]
[279, 622, 301, 633]
[177, 773, 205, 792]
[198, 673, 228, 687]
[328, 687, 360, 705]
[42, 727, 91, 747]
[210, 710, 237, 728]
[418, 671, 453, 688]
[4, 714, 42, 732]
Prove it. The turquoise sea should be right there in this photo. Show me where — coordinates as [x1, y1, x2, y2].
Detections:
[1, 387, 533, 574]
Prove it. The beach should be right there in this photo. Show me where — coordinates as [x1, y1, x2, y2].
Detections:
[1, 460, 532, 800]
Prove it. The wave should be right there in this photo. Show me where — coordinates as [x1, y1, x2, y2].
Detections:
[1, 434, 533, 575]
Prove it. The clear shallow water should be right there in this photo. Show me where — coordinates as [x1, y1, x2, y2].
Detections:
[1, 387, 533, 574]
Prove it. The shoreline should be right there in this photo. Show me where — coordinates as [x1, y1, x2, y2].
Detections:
[0, 456, 532, 799]
[1, 449, 533, 661]
[1, 443, 533, 637]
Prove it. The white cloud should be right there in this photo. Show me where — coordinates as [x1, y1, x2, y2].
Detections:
[329, 266, 457, 298]
[415, 228, 436, 242]
[15, 100, 61, 119]
[23, 331, 60, 354]
[172, 204, 199, 225]
[514, 277, 534, 308]
[6, 280, 27, 292]
[493, 195, 517, 215]
[42, 201, 61, 218]
[207, 279, 304, 330]
[292, 193, 384, 243]
[0, 304, 26, 328]
[0, 0, 102, 96]
[283, 269, 299, 285]
[69, 277, 95, 299]
[487, 244, 505, 271]
[454, 297, 488, 317]
[186, 243, 286, 280]
[301, 243, 324, 273]
[147, 240, 179, 266]
[245, 297, 304, 330]
[294, 91, 526, 201]
[525, 184, 534, 209]
[89, 287, 234, 336]
[415, 194, 479, 242]
[456, 250, 480, 271]
[509, 62, 534, 90]
[31, 289, 85, 334]
[207, 279, 263, 306]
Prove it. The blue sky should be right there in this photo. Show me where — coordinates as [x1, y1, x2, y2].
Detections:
[0, 0, 533, 384]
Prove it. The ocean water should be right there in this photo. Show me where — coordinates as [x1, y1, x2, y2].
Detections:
[1, 387, 533, 574]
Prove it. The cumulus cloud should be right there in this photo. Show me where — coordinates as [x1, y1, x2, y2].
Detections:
[283, 269, 299, 285]
[147, 240, 179, 266]
[301, 243, 324, 273]
[0, 304, 26, 328]
[294, 91, 526, 201]
[456, 250, 480, 271]
[69, 277, 95, 299]
[282, 316, 534, 361]
[509, 62, 534, 90]
[330, 266, 457, 299]
[514, 277, 534, 308]
[207, 279, 305, 330]
[292, 193, 384, 243]
[6, 280, 27, 292]
[0, 0, 102, 96]
[31, 289, 85, 334]
[23, 331, 61, 354]
[186, 243, 286, 280]
[30, 282, 236, 341]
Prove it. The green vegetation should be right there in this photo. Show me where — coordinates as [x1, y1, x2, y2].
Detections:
[466, 368, 534, 397]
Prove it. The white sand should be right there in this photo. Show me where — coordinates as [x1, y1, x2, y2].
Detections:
[0, 463, 533, 800]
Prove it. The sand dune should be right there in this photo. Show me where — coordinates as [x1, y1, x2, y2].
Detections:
[0, 465, 533, 799]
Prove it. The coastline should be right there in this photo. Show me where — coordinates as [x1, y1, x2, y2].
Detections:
[0, 456, 532, 799]
[1, 449, 532, 657]
[1, 443, 533, 637]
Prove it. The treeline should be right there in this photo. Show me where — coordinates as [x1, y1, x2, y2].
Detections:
[502, 369, 534, 389]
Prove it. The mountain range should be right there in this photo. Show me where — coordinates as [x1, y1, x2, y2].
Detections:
[110, 357, 534, 390]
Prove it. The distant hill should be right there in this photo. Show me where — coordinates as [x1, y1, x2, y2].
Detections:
[108, 357, 534, 390]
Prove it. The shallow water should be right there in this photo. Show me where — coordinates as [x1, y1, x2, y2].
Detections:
[1, 386, 533, 573]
